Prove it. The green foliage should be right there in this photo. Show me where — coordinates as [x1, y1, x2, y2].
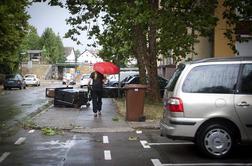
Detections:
[40, 28, 65, 63]
[42, 0, 251, 101]
[41, 127, 56, 136]
[223, 0, 252, 54]
[159, 0, 218, 62]
[18, 25, 41, 61]
[0, 0, 30, 74]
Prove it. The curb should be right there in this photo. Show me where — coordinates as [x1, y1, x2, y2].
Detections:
[128, 120, 160, 129]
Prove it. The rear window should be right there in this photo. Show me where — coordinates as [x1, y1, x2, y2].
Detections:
[182, 64, 239, 94]
[166, 64, 185, 91]
[5, 74, 16, 79]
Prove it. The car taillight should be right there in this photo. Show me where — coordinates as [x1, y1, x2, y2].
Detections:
[165, 97, 184, 112]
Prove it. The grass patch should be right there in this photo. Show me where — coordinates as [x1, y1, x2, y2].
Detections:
[115, 97, 163, 120]
[41, 127, 64, 136]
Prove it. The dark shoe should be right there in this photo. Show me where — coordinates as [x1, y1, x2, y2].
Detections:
[94, 113, 97, 117]
[98, 111, 101, 116]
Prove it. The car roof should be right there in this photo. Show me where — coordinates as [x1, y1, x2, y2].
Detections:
[191, 56, 252, 64]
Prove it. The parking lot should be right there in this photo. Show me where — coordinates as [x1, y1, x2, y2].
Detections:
[1, 129, 252, 166]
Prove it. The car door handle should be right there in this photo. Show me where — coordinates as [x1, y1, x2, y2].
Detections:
[237, 102, 250, 107]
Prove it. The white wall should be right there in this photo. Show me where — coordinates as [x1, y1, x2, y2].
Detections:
[236, 39, 252, 56]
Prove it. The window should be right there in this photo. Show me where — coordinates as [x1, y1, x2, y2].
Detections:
[182, 64, 240, 94]
[240, 64, 252, 94]
[166, 64, 185, 91]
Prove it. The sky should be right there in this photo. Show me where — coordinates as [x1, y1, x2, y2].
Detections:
[27, 2, 94, 53]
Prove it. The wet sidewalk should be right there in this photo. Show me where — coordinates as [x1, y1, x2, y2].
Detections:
[32, 98, 160, 133]
[32, 98, 135, 133]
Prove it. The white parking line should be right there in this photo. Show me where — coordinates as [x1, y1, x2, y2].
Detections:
[14, 137, 26, 145]
[151, 159, 162, 166]
[140, 140, 151, 148]
[0, 152, 10, 163]
[104, 150, 112, 160]
[151, 159, 252, 166]
[148, 142, 193, 146]
[103, 136, 109, 144]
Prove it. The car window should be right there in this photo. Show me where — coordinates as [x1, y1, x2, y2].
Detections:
[130, 76, 140, 84]
[239, 64, 252, 94]
[166, 64, 185, 91]
[182, 64, 239, 94]
[82, 75, 90, 79]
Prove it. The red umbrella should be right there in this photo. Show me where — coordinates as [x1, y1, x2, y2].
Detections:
[93, 62, 120, 75]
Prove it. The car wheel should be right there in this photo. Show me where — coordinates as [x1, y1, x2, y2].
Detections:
[4, 86, 7, 90]
[196, 122, 235, 158]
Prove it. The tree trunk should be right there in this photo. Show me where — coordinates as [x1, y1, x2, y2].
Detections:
[145, 0, 160, 102]
[132, 25, 147, 84]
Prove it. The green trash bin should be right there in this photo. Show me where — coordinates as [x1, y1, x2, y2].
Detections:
[124, 84, 147, 121]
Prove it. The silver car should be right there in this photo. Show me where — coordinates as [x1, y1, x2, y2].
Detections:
[160, 56, 252, 158]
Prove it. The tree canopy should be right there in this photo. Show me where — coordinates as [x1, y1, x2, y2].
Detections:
[34, 0, 252, 101]
[0, 0, 30, 74]
[40, 28, 65, 63]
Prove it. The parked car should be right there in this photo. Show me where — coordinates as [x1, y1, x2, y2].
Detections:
[106, 71, 139, 87]
[122, 74, 168, 97]
[160, 56, 252, 158]
[24, 74, 40, 86]
[105, 74, 168, 97]
[3, 74, 26, 90]
[62, 73, 76, 85]
[80, 74, 91, 88]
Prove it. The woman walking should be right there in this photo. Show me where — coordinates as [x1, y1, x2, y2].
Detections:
[88, 71, 105, 117]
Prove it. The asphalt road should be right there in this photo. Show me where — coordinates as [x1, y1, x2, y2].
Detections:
[1, 129, 252, 166]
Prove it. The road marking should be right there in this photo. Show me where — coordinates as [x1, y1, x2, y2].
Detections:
[151, 159, 252, 166]
[136, 130, 142, 134]
[148, 142, 193, 146]
[28, 129, 35, 133]
[151, 159, 162, 166]
[103, 136, 109, 144]
[73, 135, 77, 140]
[104, 150, 112, 160]
[140, 140, 151, 148]
[0, 152, 10, 163]
[14, 137, 26, 145]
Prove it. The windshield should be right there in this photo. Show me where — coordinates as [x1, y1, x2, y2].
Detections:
[5, 74, 16, 80]
[166, 64, 185, 91]
[25, 75, 35, 78]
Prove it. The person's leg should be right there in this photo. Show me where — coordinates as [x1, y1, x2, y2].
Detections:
[92, 90, 98, 116]
[97, 90, 103, 115]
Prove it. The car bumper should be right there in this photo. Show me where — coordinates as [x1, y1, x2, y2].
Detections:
[160, 117, 204, 140]
[25, 81, 38, 85]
